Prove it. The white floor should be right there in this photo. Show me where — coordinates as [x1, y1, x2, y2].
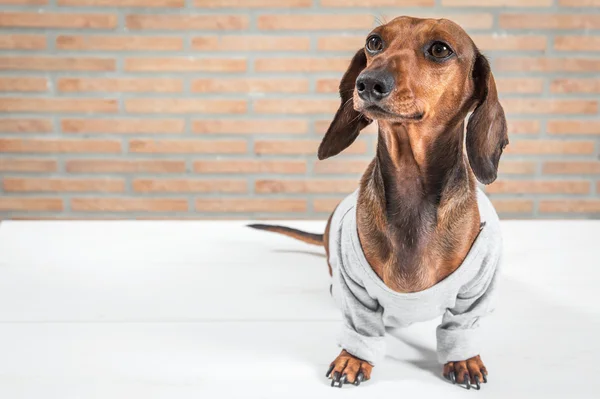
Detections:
[0, 220, 598, 399]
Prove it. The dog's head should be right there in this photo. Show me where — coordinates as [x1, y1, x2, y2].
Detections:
[318, 16, 508, 185]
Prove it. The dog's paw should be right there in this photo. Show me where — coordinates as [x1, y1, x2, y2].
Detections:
[443, 355, 488, 390]
[325, 350, 373, 388]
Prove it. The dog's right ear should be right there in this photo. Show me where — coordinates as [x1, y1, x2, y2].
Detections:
[317, 49, 372, 160]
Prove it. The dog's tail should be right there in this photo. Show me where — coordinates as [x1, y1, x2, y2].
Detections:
[247, 224, 324, 246]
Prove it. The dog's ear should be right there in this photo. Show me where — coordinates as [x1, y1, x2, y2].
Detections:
[317, 49, 372, 160]
[466, 52, 509, 185]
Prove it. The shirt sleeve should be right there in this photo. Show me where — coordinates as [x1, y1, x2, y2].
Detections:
[332, 255, 386, 366]
[436, 251, 502, 364]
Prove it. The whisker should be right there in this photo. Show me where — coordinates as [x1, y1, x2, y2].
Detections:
[374, 14, 388, 27]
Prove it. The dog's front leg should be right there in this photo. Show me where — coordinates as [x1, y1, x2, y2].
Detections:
[327, 265, 385, 388]
[443, 355, 487, 390]
[326, 349, 372, 387]
[437, 254, 500, 390]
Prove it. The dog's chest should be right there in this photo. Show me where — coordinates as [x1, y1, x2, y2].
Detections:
[377, 284, 461, 326]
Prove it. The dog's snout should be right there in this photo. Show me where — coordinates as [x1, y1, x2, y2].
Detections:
[356, 70, 394, 103]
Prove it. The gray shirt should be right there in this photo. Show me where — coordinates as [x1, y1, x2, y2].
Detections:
[328, 188, 503, 365]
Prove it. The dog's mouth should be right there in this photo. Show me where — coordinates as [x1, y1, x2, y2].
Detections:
[363, 104, 424, 121]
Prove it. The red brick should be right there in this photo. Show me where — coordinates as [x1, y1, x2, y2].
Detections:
[56, 35, 183, 51]
[192, 78, 308, 94]
[323, 0, 433, 5]
[558, 0, 600, 6]
[125, 57, 246, 72]
[66, 159, 186, 173]
[471, 35, 547, 50]
[192, 35, 310, 51]
[254, 99, 339, 114]
[543, 162, 600, 175]
[0, 139, 121, 153]
[58, 78, 182, 93]
[10, 216, 129, 221]
[125, 99, 246, 114]
[487, 180, 590, 194]
[316, 78, 341, 93]
[0, 0, 47, 4]
[555, 36, 600, 52]
[313, 198, 342, 213]
[0, 98, 118, 113]
[0, 118, 52, 133]
[496, 78, 544, 94]
[0, 77, 47, 92]
[126, 14, 248, 30]
[499, 14, 600, 30]
[58, 0, 184, 6]
[255, 139, 367, 155]
[3, 178, 125, 193]
[258, 15, 373, 30]
[490, 200, 534, 214]
[0, 159, 57, 172]
[443, 0, 551, 5]
[314, 119, 378, 135]
[496, 57, 600, 72]
[194, 159, 306, 174]
[0, 198, 63, 211]
[314, 159, 371, 174]
[196, 198, 306, 213]
[196, 0, 310, 7]
[133, 179, 247, 193]
[551, 79, 600, 94]
[317, 35, 364, 51]
[0, 12, 117, 29]
[193, 119, 307, 134]
[507, 120, 540, 135]
[62, 118, 185, 134]
[540, 200, 600, 214]
[498, 161, 536, 175]
[547, 120, 600, 135]
[501, 99, 597, 115]
[0, 56, 115, 72]
[504, 140, 595, 155]
[0, 34, 46, 50]
[129, 139, 247, 154]
[255, 58, 348, 72]
[256, 179, 358, 193]
[72, 198, 188, 212]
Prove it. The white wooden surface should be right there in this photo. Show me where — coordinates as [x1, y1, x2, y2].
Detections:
[0, 220, 598, 399]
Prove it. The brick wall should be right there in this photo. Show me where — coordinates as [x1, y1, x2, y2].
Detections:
[0, 0, 599, 220]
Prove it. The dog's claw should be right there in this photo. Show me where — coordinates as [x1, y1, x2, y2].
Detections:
[482, 372, 487, 383]
[449, 371, 456, 384]
[474, 375, 481, 390]
[325, 364, 334, 378]
[331, 371, 342, 388]
[339, 374, 347, 386]
[464, 373, 471, 390]
[355, 372, 364, 386]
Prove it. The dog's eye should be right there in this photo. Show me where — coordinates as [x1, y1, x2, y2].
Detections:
[366, 35, 384, 54]
[429, 42, 453, 59]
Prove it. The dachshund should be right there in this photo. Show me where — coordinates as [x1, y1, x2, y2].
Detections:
[249, 16, 508, 390]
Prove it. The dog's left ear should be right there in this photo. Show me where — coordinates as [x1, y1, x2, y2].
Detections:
[317, 49, 372, 160]
[466, 52, 509, 185]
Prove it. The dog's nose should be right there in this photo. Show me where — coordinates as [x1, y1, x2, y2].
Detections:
[356, 70, 394, 103]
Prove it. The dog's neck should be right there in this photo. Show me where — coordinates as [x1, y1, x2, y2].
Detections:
[357, 119, 480, 292]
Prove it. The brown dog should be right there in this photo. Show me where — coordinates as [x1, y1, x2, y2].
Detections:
[250, 16, 507, 390]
